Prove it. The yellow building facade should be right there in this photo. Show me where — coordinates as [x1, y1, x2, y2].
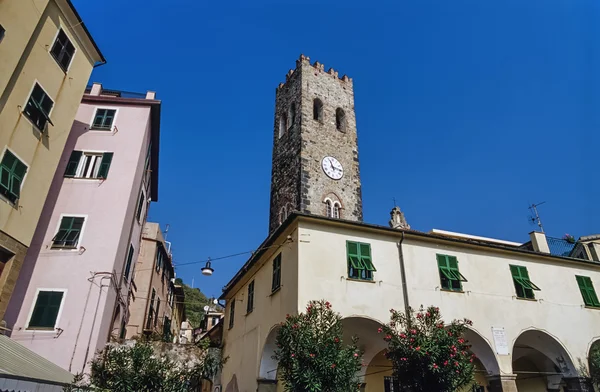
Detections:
[0, 0, 104, 320]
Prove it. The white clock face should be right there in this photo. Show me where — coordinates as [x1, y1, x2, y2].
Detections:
[322, 156, 344, 180]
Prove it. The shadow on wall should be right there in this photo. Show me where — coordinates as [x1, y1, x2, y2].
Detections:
[3, 119, 91, 329]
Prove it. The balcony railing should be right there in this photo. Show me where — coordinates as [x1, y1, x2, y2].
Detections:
[546, 237, 579, 258]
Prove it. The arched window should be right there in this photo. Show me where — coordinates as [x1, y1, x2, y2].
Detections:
[313, 99, 323, 121]
[336, 108, 346, 132]
[279, 205, 288, 224]
[288, 103, 296, 129]
[279, 113, 287, 138]
[333, 202, 341, 219]
[325, 200, 332, 217]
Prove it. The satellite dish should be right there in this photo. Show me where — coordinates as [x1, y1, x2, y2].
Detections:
[203, 305, 210, 312]
[213, 298, 218, 305]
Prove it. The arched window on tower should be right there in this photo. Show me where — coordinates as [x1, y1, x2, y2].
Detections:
[288, 103, 296, 129]
[279, 205, 288, 224]
[279, 113, 287, 138]
[333, 202, 341, 219]
[336, 108, 346, 132]
[313, 99, 323, 121]
[325, 200, 332, 217]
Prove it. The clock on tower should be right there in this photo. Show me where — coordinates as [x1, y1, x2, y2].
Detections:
[268, 55, 363, 233]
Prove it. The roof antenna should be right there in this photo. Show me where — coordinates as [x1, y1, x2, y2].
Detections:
[164, 224, 170, 241]
[528, 202, 546, 233]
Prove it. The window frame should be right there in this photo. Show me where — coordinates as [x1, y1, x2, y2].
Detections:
[136, 189, 146, 223]
[576, 275, 600, 308]
[49, 28, 77, 72]
[509, 265, 540, 299]
[247, 280, 255, 314]
[51, 214, 87, 250]
[313, 98, 323, 121]
[25, 288, 67, 331]
[123, 244, 135, 281]
[89, 107, 119, 131]
[0, 147, 29, 205]
[229, 299, 235, 329]
[272, 253, 282, 292]
[22, 81, 54, 131]
[436, 254, 467, 292]
[347, 241, 376, 281]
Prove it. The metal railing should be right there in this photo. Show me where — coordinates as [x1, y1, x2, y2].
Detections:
[547, 237, 578, 258]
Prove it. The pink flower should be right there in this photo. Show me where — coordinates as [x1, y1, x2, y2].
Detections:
[443, 360, 448, 366]
[416, 313, 422, 319]
[433, 363, 438, 369]
[334, 337, 340, 342]
[377, 327, 383, 333]
[310, 353, 315, 358]
[291, 354, 295, 357]
[331, 363, 336, 368]
[399, 333, 406, 338]
[415, 346, 420, 351]
[354, 353, 359, 357]
[426, 312, 430, 317]
[384, 335, 392, 341]
[411, 329, 417, 335]
[454, 361, 459, 366]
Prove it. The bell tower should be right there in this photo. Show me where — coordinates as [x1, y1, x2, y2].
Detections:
[268, 55, 363, 233]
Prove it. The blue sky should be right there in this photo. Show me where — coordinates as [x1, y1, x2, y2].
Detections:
[74, 0, 599, 299]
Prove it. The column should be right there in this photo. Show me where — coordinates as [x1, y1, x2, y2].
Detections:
[564, 377, 594, 392]
[486, 374, 518, 392]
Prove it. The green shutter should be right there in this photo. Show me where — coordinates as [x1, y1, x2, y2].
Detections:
[360, 243, 376, 271]
[29, 291, 63, 328]
[64, 150, 82, 177]
[577, 276, 600, 307]
[124, 245, 134, 280]
[97, 152, 113, 179]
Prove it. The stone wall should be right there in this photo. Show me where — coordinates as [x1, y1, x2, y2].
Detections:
[268, 55, 363, 233]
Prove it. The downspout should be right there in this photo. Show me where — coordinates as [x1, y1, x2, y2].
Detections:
[68, 274, 95, 372]
[81, 274, 113, 373]
[397, 232, 411, 323]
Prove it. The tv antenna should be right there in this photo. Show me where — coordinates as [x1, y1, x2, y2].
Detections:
[164, 224, 170, 241]
[528, 202, 546, 233]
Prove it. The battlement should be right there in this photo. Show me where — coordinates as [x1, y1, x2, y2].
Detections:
[277, 54, 352, 89]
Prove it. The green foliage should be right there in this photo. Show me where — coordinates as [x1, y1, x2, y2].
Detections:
[381, 305, 476, 392]
[66, 340, 225, 392]
[589, 343, 600, 386]
[178, 280, 209, 327]
[273, 300, 363, 392]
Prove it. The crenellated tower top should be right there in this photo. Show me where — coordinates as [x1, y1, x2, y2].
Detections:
[277, 54, 353, 89]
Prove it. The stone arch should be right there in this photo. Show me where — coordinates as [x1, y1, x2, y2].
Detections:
[258, 325, 281, 381]
[322, 192, 343, 218]
[313, 98, 323, 121]
[288, 103, 296, 129]
[587, 338, 600, 379]
[512, 329, 578, 391]
[279, 113, 287, 138]
[340, 316, 388, 380]
[335, 108, 346, 132]
[463, 327, 501, 376]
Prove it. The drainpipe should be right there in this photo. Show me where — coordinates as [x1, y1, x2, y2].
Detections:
[81, 274, 113, 373]
[397, 232, 411, 324]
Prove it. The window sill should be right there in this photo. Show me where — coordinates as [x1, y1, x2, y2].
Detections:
[26, 327, 55, 331]
[246, 309, 253, 316]
[515, 297, 537, 302]
[89, 127, 112, 131]
[64, 176, 104, 181]
[346, 277, 376, 284]
[270, 287, 281, 296]
[584, 306, 600, 310]
[440, 288, 464, 294]
[51, 245, 77, 250]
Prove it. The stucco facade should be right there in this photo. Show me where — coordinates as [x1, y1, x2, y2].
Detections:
[4, 84, 160, 374]
[220, 214, 600, 392]
[126, 222, 178, 342]
[0, 0, 104, 322]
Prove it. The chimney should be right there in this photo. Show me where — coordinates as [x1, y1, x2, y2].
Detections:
[389, 206, 410, 230]
[90, 82, 102, 96]
[145, 91, 156, 100]
[529, 231, 550, 254]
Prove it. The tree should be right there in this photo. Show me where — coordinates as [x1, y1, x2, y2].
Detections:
[273, 300, 363, 392]
[589, 343, 600, 387]
[67, 338, 225, 392]
[381, 305, 476, 392]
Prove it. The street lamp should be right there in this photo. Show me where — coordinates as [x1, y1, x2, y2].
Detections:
[201, 257, 214, 276]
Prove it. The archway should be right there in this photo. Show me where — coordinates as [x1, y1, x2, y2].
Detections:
[512, 330, 577, 391]
[340, 316, 389, 391]
[257, 325, 285, 392]
[462, 328, 501, 390]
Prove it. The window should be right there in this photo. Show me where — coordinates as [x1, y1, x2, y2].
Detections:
[52, 216, 84, 248]
[247, 280, 255, 313]
[272, 253, 282, 292]
[325, 200, 341, 218]
[0, 150, 27, 203]
[0, 247, 14, 279]
[510, 265, 540, 299]
[279, 113, 287, 138]
[50, 29, 75, 71]
[279, 205, 288, 225]
[288, 103, 296, 129]
[313, 98, 323, 121]
[335, 108, 346, 132]
[136, 191, 145, 223]
[147, 289, 156, 329]
[437, 254, 467, 292]
[229, 299, 235, 329]
[28, 290, 64, 329]
[588, 244, 599, 261]
[64, 151, 113, 179]
[212, 316, 219, 326]
[576, 276, 600, 307]
[91, 109, 116, 130]
[156, 245, 164, 272]
[124, 245, 134, 281]
[384, 377, 398, 392]
[154, 298, 161, 327]
[24, 83, 54, 130]
[347, 241, 376, 281]
[0, 25, 5, 43]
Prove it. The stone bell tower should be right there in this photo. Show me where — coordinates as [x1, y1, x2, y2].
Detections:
[268, 55, 363, 233]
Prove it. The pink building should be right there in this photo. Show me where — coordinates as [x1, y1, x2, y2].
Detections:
[4, 83, 161, 374]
